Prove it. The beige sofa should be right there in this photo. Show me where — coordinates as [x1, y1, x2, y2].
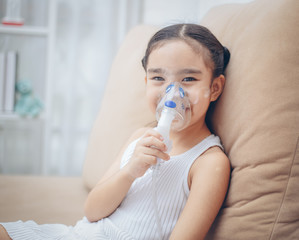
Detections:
[0, 0, 298, 239]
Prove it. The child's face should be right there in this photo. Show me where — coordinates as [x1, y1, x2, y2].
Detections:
[145, 40, 215, 128]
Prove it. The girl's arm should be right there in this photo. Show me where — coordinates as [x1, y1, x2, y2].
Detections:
[170, 147, 231, 240]
[84, 128, 169, 222]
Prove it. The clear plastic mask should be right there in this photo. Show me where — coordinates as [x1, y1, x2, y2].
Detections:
[155, 82, 191, 131]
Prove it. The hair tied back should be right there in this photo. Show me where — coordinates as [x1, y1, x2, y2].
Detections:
[223, 46, 230, 73]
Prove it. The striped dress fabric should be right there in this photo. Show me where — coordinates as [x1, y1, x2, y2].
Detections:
[1, 134, 223, 240]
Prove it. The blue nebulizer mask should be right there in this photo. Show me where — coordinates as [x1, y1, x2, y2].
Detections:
[155, 82, 191, 153]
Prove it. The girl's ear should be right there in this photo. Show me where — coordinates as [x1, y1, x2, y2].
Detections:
[210, 75, 225, 102]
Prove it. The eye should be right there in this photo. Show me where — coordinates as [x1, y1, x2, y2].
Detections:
[182, 77, 197, 82]
[151, 76, 165, 81]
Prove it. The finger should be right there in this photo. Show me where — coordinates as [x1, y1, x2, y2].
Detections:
[143, 146, 170, 161]
[139, 136, 167, 152]
[143, 155, 158, 166]
[142, 129, 164, 141]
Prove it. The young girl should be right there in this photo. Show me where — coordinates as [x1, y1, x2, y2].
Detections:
[0, 23, 231, 240]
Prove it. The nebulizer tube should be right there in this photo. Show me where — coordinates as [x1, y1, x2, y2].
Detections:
[151, 82, 190, 239]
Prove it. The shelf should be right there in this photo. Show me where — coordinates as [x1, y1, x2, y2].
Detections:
[0, 113, 19, 120]
[0, 113, 45, 121]
[0, 25, 49, 37]
[0, 0, 55, 175]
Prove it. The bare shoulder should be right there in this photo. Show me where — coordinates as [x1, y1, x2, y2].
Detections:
[199, 146, 230, 168]
[203, 146, 229, 164]
[189, 146, 231, 187]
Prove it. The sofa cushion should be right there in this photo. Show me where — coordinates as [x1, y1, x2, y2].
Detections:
[200, 0, 299, 239]
[82, 25, 158, 189]
[0, 175, 88, 225]
[82, 0, 299, 238]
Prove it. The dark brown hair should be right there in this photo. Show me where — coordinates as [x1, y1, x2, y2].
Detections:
[142, 24, 230, 78]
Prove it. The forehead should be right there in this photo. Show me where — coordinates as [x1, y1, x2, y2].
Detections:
[147, 39, 212, 73]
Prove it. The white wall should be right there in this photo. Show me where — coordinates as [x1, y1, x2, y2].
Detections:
[0, 0, 254, 176]
[142, 0, 253, 26]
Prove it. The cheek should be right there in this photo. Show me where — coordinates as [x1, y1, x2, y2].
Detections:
[146, 88, 160, 113]
[187, 87, 211, 105]
[203, 88, 211, 99]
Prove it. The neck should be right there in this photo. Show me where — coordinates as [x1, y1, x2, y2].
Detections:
[169, 119, 211, 155]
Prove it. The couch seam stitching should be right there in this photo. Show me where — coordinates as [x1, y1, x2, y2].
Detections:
[268, 136, 299, 240]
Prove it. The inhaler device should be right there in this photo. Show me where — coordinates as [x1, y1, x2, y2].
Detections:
[152, 82, 191, 238]
[155, 82, 191, 154]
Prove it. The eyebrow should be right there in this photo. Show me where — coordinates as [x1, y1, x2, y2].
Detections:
[177, 68, 203, 75]
[147, 68, 166, 74]
[147, 68, 202, 75]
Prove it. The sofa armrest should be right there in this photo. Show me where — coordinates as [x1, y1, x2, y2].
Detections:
[0, 175, 88, 225]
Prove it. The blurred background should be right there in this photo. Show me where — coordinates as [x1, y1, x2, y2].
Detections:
[0, 0, 252, 176]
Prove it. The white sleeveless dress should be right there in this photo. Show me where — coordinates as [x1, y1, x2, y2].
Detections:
[1, 134, 223, 240]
